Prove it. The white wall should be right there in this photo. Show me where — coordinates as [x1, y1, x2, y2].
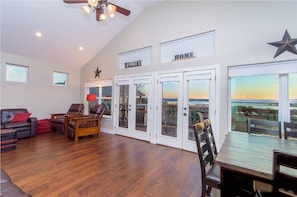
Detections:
[1, 52, 81, 119]
[80, 1, 297, 147]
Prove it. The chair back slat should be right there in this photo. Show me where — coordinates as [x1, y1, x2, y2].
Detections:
[204, 119, 218, 158]
[197, 112, 204, 123]
[193, 122, 215, 169]
[248, 118, 281, 138]
[272, 150, 297, 195]
[284, 122, 297, 139]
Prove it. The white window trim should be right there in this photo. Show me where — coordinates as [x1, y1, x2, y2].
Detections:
[228, 60, 297, 77]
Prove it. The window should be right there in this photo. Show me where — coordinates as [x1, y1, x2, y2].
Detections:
[289, 73, 297, 123]
[230, 75, 279, 132]
[101, 86, 112, 116]
[5, 63, 29, 83]
[86, 80, 112, 117]
[228, 60, 297, 132]
[53, 71, 67, 86]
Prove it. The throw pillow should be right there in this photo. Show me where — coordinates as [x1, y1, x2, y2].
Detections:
[10, 112, 32, 123]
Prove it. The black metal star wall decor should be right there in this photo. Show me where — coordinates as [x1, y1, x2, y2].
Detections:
[94, 67, 102, 79]
[268, 30, 297, 58]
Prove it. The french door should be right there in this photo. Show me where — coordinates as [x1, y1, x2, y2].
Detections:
[156, 69, 216, 152]
[114, 76, 153, 141]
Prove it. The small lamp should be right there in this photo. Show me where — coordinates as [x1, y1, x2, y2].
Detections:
[86, 94, 97, 112]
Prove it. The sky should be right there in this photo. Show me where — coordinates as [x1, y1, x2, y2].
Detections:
[232, 74, 297, 100]
[162, 73, 297, 100]
[162, 80, 209, 99]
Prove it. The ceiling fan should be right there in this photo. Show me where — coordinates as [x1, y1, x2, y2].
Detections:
[63, 0, 131, 21]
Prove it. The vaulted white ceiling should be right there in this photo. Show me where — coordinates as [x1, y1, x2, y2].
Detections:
[0, 0, 162, 69]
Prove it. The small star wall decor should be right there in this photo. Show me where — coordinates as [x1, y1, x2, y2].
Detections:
[94, 67, 102, 79]
[268, 30, 297, 58]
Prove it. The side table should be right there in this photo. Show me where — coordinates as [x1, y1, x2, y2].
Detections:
[1, 129, 17, 152]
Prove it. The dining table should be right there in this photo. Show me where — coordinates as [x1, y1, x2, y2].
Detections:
[215, 131, 297, 197]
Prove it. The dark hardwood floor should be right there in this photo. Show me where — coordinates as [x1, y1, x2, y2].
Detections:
[1, 132, 202, 197]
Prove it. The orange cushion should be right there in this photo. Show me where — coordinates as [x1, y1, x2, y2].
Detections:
[10, 112, 31, 123]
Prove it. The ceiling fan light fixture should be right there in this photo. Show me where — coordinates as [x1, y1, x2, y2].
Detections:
[107, 4, 116, 13]
[64, 0, 131, 22]
[109, 13, 115, 18]
[88, 0, 98, 7]
[81, 5, 91, 15]
[99, 13, 107, 21]
[107, 3, 116, 18]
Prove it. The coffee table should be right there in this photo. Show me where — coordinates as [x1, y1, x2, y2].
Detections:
[1, 129, 17, 152]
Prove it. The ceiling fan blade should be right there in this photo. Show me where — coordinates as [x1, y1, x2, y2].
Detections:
[63, 0, 88, 3]
[109, 2, 131, 16]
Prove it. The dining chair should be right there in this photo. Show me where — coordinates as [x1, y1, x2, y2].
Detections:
[204, 119, 218, 159]
[248, 118, 281, 138]
[193, 122, 255, 197]
[256, 149, 297, 197]
[284, 121, 297, 140]
[193, 122, 220, 197]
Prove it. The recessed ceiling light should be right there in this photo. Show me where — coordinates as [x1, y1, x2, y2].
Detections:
[35, 32, 42, 37]
[79, 46, 84, 51]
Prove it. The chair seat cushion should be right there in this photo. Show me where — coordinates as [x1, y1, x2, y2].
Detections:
[2, 122, 30, 129]
[50, 117, 65, 124]
[206, 164, 221, 185]
[68, 121, 75, 129]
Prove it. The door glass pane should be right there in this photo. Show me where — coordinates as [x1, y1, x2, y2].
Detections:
[289, 73, 297, 123]
[162, 82, 178, 137]
[231, 75, 279, 132]
[135, 83, 148, 132]
[119, 85, 129, 128]
[188, 79, 209, 140]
